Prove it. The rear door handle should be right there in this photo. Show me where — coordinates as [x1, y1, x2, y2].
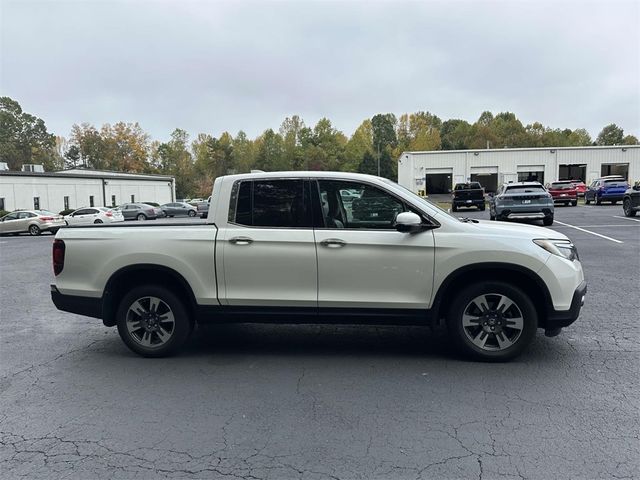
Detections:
[320, 238, 346, 248]
[229, 236, 253, 245]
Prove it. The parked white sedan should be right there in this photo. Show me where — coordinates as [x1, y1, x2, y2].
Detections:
[64, 207, 124, 226]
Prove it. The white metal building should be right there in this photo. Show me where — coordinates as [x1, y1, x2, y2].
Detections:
[398, 145, 640, 194]
[0, 168, 176, 213]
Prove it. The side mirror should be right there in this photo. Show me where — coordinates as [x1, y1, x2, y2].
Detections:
[395, 212, 424, 233]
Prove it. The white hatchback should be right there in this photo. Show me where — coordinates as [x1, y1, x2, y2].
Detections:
[64, 207, 124, 226]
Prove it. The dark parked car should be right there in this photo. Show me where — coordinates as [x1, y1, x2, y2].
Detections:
[489, 182, 554, 226]
[623, 183, 640, 217]
[196, 196, 211, 219]
[547, 181, 578, 206]
[451, 182, 485, 211]
[161, 202, 197, 217]
[119, 203, 160, 221]
[585, 177, 629, 205]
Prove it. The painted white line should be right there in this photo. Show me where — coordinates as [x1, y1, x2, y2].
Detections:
[614, 215, 640, 223]
[553, 220, 624, 244]
[553, 224, 637, 228]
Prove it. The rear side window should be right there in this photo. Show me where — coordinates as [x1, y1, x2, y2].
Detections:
[230, 179, 311, 228]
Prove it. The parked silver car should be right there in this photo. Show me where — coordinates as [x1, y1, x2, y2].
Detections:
[118, 203, 161, 221]
[160, 202, 197, 217]
[489, 182, 554, 226]
[0, 210, 66, 235]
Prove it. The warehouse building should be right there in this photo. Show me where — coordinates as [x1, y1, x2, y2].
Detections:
[0, 168, 176, 213]
[397, 145, 640, 194]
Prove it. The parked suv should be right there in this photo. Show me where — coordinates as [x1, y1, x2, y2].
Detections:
[623, 183, 640, 217]
[547, 181, 578, 206]
[489, 182, 554, 226]
[585, 177, 629, 205]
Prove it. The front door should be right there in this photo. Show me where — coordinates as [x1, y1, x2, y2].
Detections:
[314, 179, 435, 310]
[219, 178, 318, 307]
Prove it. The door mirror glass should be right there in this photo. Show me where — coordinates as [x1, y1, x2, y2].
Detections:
[395, 212, 423, 232]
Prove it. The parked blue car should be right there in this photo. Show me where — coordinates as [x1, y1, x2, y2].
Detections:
[585, 177, 630, 205]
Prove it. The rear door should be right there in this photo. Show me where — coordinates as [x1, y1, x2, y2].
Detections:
[219, 178, 318, 307]
[313, 179, 435, 310]
[0, 212, 20, 233]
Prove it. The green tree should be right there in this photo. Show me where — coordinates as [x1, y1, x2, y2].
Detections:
[596, 124, 624, 145]
[357, 150, 377, 175]
[440, 119, 472, 150]
[568, 128, 592, 146]
[0, 96, 57, 171]
[255, 129, 285, 171]
[622, 135, 639, 145]
[344, 119, 373, 172]
[156, 128, 195, 198]
[371, 113, 397, 154]
[232, 130, 257, 173]
[64, 145, 81, 168]
[279, 115, 306, 170]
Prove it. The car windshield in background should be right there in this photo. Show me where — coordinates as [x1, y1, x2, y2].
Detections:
[455, 183, 481, 190]
[551, 183, 574, 190]
[505, 186, 545, 194]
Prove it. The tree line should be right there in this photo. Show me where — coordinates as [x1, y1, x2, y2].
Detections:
[1, 96, 638, 197]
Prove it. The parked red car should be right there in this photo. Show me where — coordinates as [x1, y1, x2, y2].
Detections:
[570, 180, 587, 197]
[547, 181, 578, 206]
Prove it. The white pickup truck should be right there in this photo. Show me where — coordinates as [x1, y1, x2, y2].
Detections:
[51, 171, 586, 361]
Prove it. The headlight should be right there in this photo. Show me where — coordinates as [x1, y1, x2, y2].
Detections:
[534, 239, 579, 261]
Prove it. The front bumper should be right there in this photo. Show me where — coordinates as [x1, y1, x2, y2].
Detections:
[546, 281, 587, 328]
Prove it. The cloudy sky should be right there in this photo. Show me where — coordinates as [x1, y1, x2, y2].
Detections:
[1, 0, 638, 141]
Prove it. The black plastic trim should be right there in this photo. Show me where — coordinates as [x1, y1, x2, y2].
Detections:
[546, 281, 587, 328]
[51, 285, 102, 319]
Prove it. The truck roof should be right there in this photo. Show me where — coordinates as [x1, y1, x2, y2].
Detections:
[220, 171, 386, 182]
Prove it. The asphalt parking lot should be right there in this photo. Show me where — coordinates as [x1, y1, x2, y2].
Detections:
[1, 205, 638, 480]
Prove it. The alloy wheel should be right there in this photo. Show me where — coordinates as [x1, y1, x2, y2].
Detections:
[125, 296, 176, 348]
[461, 293, 524, 351]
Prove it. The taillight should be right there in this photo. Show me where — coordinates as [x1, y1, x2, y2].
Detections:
[40, 216, 54, 221]
[53, 239, 65, 276]
[105, 211, 113, 217]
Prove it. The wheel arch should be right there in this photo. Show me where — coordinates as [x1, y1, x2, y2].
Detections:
[102, 264, 198, 327]
[431, 262, 553, 329]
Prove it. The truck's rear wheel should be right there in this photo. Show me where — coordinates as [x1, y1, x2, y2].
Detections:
[116, 285, 193, 357]
[446, 282, 537, 361]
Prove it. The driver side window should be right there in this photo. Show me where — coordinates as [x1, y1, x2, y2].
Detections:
[317, 180, 406, 230]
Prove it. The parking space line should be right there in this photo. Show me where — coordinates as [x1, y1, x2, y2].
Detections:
[553, 220, 624, 244]
[553, 224, 638, 228]
[614, 215, 640, 223]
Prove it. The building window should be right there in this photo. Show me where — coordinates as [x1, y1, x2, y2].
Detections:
[64, 196, 69, 210]
[111, 195, 116, 207]
[131, 194, 135, 203]
[33, 197, 40, 210]
[89, 196, 94, 207]
[0, 198, 4, 211]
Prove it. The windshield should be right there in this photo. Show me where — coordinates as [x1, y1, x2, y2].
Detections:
[505, 185, 545, 194]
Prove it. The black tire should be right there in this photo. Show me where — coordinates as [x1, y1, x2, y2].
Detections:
[94, 219, 103, 224]
[116, 285, 193, 357]
[188, 210, 196, 217]
[29, 224, 41, 236]
[612, 200, 617, 205]
[543, 215, 554, 226]
[136, 213, 147, 221]
[479, 204, 486, 211]
[451, 205, 458, 212]
[585, 197, 591, 205]
[571, 200, 578, 207]
[596, 194, 602, 205]
[446, 281, 538, 362]
[623, 199, 637, 217]
[489, 211, 496, 221]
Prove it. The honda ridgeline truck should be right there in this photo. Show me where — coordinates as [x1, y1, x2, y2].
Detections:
[51, 172, 587, 361]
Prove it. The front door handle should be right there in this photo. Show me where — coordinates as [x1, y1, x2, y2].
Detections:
[320, 238, 346, 248]
[229, 236, 253, 245]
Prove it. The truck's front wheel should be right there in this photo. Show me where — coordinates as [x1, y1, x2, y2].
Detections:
[447, 282, 537, 361]
[116, 285, 193, 357]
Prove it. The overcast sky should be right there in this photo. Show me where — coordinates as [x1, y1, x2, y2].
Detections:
[1, 0, 638, 142]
